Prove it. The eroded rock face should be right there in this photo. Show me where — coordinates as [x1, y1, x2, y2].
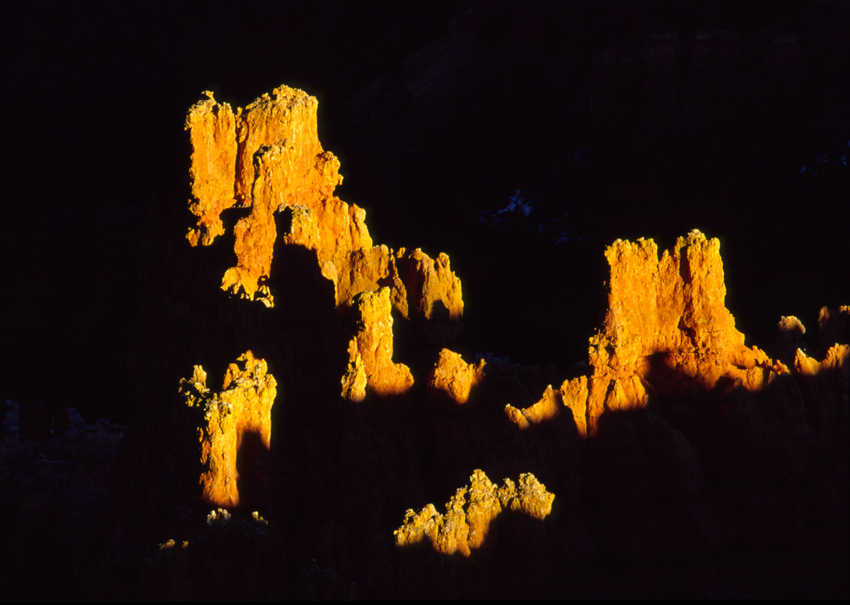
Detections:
[179, 351, 277, 512]
[396, 248, 464, 343]
[583, 229, 778, 436]
[185, 91, 239, 247]
[185, 85, 463, 349]
[818, 305, 850, 353]
[394, 469, 554, 557]
[509, 228, 831, 445]
[341, 288, 413, 399]
[426, 349, 486, 405]
[93, 75, 848, 600]
[502, 229, 848, 568]
[505, 384, 563, 430]
[186, 86, 345, 305]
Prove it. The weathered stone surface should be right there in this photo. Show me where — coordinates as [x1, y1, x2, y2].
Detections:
[397, 248, 464, 344]
[584, 229, 772, 436]
[97, 69, 849, 599]
[427, 349, 486, 405]
[341, 288, 413, 399]
[505, 384, 562, 429]
[179, 351, 277, 511]
[184, 85, 464, 348]
[185, 91, 238, 247]
[394, 469, 554, 556]
[771, 315, 807, 367]
[185, 85, 346, 305]
[560, 376, 589, 438]
[340, 339, 368, 403]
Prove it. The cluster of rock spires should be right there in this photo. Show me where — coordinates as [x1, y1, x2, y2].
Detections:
[186, 85, 462, 330]
[184, 84, 464, 406]
[394, 469, 555, 557]
[507, 231, 850, 441]
[3, 83, 844, 599]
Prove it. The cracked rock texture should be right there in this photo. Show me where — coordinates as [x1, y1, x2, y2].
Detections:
[179, 351, 276, 513]
[394, 469, 554, 556]
[185, 86, 463, 346]
[342, 287, 414, 399]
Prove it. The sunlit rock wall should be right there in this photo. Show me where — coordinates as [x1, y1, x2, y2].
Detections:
[179, 351, 276, 513]
[394, 469, 554, 557]
[185, 85, 463, 348]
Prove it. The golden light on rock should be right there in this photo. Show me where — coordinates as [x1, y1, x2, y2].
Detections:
[394, 469, 554, 557]
[185, 85, 464, 341]
[503, 231, 850, 440]
[341, 287, 414, 399]
[179, 351, 277, 510]
[426, 348, 486, 405]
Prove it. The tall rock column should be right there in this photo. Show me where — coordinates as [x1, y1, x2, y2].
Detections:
[184, 85, 465, 349]
[341, 287, 414, 400]
[179, 351, 277, 513]
[584, 229, 773, 435]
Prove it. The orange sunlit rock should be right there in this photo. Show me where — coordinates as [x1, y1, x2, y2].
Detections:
[512, 230, 812, 437]
[505, 384, 563, 429]
[427, 349, 486, 404]
[772, 315, 807, 366]
[184, 85, 465, 343]
[560, 376, 589, 438]
[398, 248, 464, 344]
[393, 469, 554, 557]
[818, 305, 850, 351]
[179, 351, 277, 510]
[185, 91, 238, 247]
[340, 339, 368, 403]
[583, 229, 775, 435]
[186, 85, 346, 305]
[342, 288, 413, 399]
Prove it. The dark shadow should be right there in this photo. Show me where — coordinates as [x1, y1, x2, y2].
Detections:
[387, 339, 849, 598]
[236, 428, 271, 518]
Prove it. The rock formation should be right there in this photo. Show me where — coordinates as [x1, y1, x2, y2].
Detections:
[502, 228, 847, 576]
[818, 305, 850, 353]
[87, 83, 847, 600]
[508, 230, 793, 438]
[426, 348, 486, 405]
[505, 384, 563, 430]
[178, 351, 276, 513]
[394, 469, 554, 557]
[185, 85, 463, 348]
[341, 287, 413, 400]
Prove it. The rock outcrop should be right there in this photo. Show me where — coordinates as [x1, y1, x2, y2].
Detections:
[341, 287, 413, 400]
[185, 86, 463, 347]
[426, 348, 486, 405]
[818, 305, 850, 353]
[91, 79, 847, 601]
[583, 229, 775, 435]
[505, 229, 847, 570]
[179, 351, 277, 513]
[394, 469, 554, 557]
